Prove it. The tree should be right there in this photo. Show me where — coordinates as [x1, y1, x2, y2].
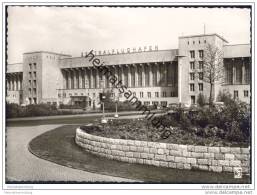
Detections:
[201, 43, 224, 105]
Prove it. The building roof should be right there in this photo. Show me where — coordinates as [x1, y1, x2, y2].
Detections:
[6, 63, 23, 73]
[59, 49, 179, 69]
[23, 51, 71, 57]
[223, 44, 250, 58]
[179, 33, 228, 43]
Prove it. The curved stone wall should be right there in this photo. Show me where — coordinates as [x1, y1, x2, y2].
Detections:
[75, 127, 250, 174]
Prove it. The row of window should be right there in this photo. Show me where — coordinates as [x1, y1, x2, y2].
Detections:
[190, 83, 204, 92]
[190, 50, 204, 59]
[190, 61, 203, 70]
[28, 71, 37, 78]
[28, 80, 37, 87]
[58, 91, 178, 98]
[28, 88, 37, 96]
[190, 72, 203, 80]
[234, 90, 249, 98]
[188, 40, 207, 45]
[29, 63, 37, 70]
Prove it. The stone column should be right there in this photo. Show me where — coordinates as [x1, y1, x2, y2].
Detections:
[90, 68, 94, 88]
[142, 64, 145, 87]
[135, 64, 138, 87]
[232, 59, 236, 84]
[11, 76, 14, 90]
[17, 74, 20, 90]
[68, 70, 72, 89]
[149, 63, 153, 87]
[85, 68, 89, 88]
[13, 75, 17, 91]
[73, 69, 78, 89]
[95, 68, 99, 89]
[164, 62, 168, 86]
[156, 62, 160, 86]
[78, 69, 82, 89]
[16, 75, 19, 90]
[242, 58, 245, 84]
[120, 65, 124, 85]
[6, 78, 9, 90]
[128, 65, 131, 87]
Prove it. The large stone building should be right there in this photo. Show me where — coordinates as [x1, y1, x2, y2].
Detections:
[6, 33, 251, 108]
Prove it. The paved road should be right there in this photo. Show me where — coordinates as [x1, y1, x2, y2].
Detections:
[6, 124, 137, 182]
[7, 110, 164, 122]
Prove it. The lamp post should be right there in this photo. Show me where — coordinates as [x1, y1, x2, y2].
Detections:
[100, 79, 107, 124]
[114, 96, 119, 118]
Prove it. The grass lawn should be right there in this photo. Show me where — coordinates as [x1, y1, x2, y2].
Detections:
[28, 125, 250, 183]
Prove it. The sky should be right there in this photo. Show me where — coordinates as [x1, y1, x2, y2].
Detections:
[7, 7, 251, 63]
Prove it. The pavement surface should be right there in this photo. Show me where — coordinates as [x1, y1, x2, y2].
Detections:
[6, 124, 137, 182]
[7, 110, 164, 122]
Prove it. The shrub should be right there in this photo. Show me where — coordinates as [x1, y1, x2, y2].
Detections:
[197, 93, 206, 107]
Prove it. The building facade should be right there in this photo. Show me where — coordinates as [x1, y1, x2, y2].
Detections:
[6, 33, 251, 108]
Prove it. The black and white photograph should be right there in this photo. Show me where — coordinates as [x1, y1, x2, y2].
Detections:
[1, 1, 255, 195]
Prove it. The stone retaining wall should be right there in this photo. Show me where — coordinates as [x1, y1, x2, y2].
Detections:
[75, 127, 250, 174]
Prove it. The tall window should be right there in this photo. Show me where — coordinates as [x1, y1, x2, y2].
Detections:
[190, 62, 195, 70]
[199, 72, 203, 80]
[234, 90, 238, 99]
[155, 92, 159, 98]
[244, 90, 249, 97]
[33, 63, 37, 69]
[162, 91, 166, 97]
[147, 92, 151, 98]
[140, 92, 144, 98]
[190, 84, 195, 91]
[199, 50, 204, 58]
[29, 63, 32, 70]
[190, 73, 195, 80]
[33, 72, 37, 78]
[245, 65, 250, 84]
[190, 50, 195, 58]
[199, 83, 203, 91]
[199, 61, 203, 69]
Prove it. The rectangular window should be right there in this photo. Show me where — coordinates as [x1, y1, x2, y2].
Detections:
[33, 63, 37, 69]
[132, 92, 136, 96]
[190, 50, 195, 58]
[140, 92, 144, 98]
[29, 63, 32, 70]
[160, 101, 167, 107]
[29, 88, 32, 95]
[29, 72, 32, 78]
[190, 62, 195, 70]
[144, 101, 150, 106]
[199, 83, 203, 91]
[190, 84, 195, 91]
[190, 73, 195, 80]
[244, 90, 249, 97]
[191, 96, 196, 104]
[155, 92, 159, 98]
[33, 88, 36, 95]
[199, 72, 203, 80]
[152, 101, 159, 106]
[199, 61, 203, 69]
[33, 80, 36, 87]
[162, 91, 166, 97]
[29, 80, 32, 86]
[147, 92, 151, 98]
[33, 72, 36, 78]
[234, 90, 238, 99]
[199, 50, 204, 58]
